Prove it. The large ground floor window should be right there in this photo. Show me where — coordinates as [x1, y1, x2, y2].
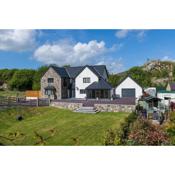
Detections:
[86, 89, 110, 99]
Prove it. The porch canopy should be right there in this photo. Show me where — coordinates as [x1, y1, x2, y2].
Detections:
[44, 85, 56, 96]
[85, 79, 112, 99]
[44, 85, 56, 90]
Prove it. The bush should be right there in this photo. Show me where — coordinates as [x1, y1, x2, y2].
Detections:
[128, 119, 169, 145]
[9, 69, 35, 91]
[164, 112, 175, 145]
[104, 112, 137, 145]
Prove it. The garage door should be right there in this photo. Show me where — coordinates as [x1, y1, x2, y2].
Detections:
[122, 88, 135, 97]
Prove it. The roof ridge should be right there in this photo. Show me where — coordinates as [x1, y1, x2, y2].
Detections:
[64, 67, 71, 78]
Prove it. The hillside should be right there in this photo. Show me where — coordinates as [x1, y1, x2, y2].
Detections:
[109, 59, 175, 88]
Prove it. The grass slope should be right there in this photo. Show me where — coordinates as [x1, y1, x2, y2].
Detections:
[0, 107, 129, 145]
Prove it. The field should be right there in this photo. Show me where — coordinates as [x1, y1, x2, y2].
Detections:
[0, 107, 129, 145]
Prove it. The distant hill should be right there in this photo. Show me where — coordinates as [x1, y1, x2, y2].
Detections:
[108, 59, 175, 88]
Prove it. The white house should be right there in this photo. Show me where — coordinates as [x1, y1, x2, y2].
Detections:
[115, 76, 143, 99]
[41, 65, 112, 99]
[75, 67, 99, 98]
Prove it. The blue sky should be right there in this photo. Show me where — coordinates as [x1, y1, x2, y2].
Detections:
[0, 29, 175, 73]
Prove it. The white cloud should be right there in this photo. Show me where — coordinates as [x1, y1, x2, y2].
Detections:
[0, 30, 36, 51]
[137, 30, 146, 39]
[115, 30, 129, 38]
[97, 57, 124, 73]
[161, 56, 175, 62]
[34, 39, 123, 73]
[115, 30, 146, 40]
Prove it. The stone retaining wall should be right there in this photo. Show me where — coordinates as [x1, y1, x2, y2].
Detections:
[94, 104, 135, 113]
[51, 101, 83, 110]
[51, 101, 135, 112]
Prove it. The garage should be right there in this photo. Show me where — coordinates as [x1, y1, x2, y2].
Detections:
[115, 76, 143, 99]
[121, 88, 136, 97]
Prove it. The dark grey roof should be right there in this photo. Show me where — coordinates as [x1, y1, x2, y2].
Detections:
[51, 66, 69, 78]
[85, 78, 112, 90]
[93, 65, 108, 77]
[50, 65, 107, 79]
[86, 66, 102, 78]
[141, 95, 161, 102]
[65, 66, 84, 78]
[67, 65, 107, 79]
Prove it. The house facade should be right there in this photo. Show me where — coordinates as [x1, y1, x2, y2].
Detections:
[115, 76, 143, 99]
[41, 65, 112, 99]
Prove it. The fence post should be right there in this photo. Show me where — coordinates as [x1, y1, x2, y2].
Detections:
[36, 98, 39, 107]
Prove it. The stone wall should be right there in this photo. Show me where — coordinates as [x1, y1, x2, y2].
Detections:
[94, 103, 135, 113]
[51, 101, 83, 110]
[51, 101, 135, 112]
[41, 67, 62, 99]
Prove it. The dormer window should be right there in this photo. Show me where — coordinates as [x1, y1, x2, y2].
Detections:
[48, 78, 54, 83]
[83, 77, 90, 83]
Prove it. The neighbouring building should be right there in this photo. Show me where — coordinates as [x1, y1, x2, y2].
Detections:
[144, 87, 157, 97]
[166, 82, 175, 91]
[157, 82, 175, 106]
[138, 95, 165, 114]
[41, 65, 112, 99]
[115, 76, 143, 100]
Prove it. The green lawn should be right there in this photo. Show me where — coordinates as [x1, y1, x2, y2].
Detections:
[0, 90, 25, 97]
[0, 107, 129, 145]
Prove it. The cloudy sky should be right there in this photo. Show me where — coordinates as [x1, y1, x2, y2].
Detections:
[0, 29, 175, 73]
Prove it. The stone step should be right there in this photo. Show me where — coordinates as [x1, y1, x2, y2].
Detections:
[80, 106, 95, 110]
[74, 106, 99, 114]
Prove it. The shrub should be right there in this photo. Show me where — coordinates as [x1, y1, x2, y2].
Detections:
[128, 119, 169, 145]
[163, 112, 175, 145]
[104, 112, 137, 145]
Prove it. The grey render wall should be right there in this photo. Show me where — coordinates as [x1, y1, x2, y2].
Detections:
[41, 67, 62, 99]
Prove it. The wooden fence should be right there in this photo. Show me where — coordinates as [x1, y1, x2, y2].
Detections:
[25, 90, 41, 98]
[0, 96, 49, 107]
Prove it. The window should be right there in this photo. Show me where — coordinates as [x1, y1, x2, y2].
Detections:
[80, 89, 86, 94]
[48, 78, 54, 83]
[83, 77, 90, 83]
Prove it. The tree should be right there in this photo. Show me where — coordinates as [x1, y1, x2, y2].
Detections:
[127, 66, 152, 87]
[9, 69, 36, 91]
[108, 74, 122, 87]
[0, 69, 17, 83]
